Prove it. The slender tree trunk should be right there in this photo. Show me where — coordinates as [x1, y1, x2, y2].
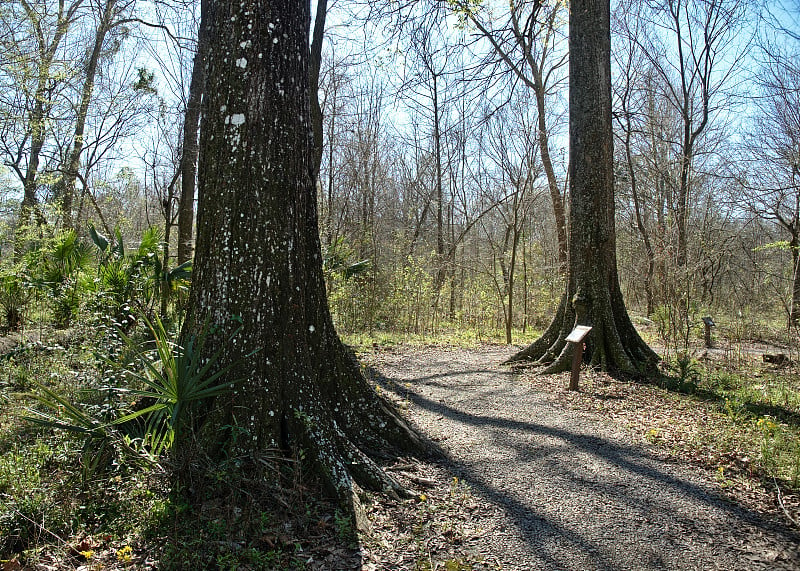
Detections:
[177, 0, 208, 264]
[507, 0, 658, 374]
[791, 232, 800, 326]
[676, 131, 693, 267]
[506, 219, 520, 345]
[431, 71, 451, 317]
[473, 0, 569, 269]
[20, 70, 52, 229]
[522, 228, 528, 334]
[324, 77, 337, 246]
[186, 0, 423, 515]
[20, 93, 47, 225]
[533, 79, 568, 267]
[59, 0, 117, 230]
[18, 0, 82, 229]
[309, 0, 328, 178]
[161, 190, 173, 320]
[623, 115, 656, 316]
[433, 74, 444, 262]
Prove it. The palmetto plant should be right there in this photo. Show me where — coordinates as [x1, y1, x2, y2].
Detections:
[88, 225, 192, 322]
[38, 229, 93, 327]
[0, 274, 30, 331]
[111, 314, 248, 457]
[24, 381, 143, 479]
[322, 237, 370, 281]
[24, 314, 251, 469]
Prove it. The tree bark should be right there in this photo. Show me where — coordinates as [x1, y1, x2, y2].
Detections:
[186, 0, 424, 513]
[177, 0, 208, 264]
[506, 0, 658, 374]
[309, 0, 328, 178]
[789, 231, 800, 326]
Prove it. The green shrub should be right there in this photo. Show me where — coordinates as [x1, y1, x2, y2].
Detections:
[0, 274, 30, 331]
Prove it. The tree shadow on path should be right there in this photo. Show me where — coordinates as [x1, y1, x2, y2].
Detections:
[373, 360, 800, 570]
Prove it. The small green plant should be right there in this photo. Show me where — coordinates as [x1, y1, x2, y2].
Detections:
[757, 416, 780, 471]
[669, 352, 702, 393]
[23, 381, 142, 479]
[443, 559, 474, 571]
[111, 314, 255, 457]
[333, 509, 354, 542]
[0, 439, 74, 554]
[723, 396, 747, 422]
[644, 428, 661, 443]
[23, 314, 253, 472]
[88, 225, 191, 324]
[0, 274, 30, 331]
[323, 237, 370, 281]
[38, 229, 93, 327]
[714, 465, 734, 488]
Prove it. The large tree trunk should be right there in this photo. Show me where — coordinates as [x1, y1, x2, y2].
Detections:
[507, 0, 658, 374]
[186, 0, 423, 514]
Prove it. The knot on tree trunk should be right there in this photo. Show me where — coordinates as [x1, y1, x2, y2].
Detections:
[572, 288, 590, 325]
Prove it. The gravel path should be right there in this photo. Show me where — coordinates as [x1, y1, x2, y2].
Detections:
[369, 345, 800, 571]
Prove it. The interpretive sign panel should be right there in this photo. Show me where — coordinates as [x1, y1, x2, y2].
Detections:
[565, 325, 592, 344]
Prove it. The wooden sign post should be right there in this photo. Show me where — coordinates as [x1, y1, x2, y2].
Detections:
[565, 325, 592, 391]
[701, 316, 715, 348]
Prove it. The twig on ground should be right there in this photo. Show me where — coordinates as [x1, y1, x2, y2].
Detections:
[774, 477, 800, 529]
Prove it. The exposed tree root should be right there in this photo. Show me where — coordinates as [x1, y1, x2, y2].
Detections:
[290, 371, 422, 529]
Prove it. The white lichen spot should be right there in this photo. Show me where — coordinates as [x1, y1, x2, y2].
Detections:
[220, 105, 227, 113]
[229, 113, 246, 127]
[309, 325, 315, 332]
[240, 40, 252, 49]
[235, 57, 247, 69]
[273, 37, 279, 44]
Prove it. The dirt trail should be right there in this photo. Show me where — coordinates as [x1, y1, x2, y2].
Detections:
[368, 345, 800, 571]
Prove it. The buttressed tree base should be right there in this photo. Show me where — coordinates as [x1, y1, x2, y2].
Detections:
[506, 0, 658, 375]
[184, 0, 425, 521]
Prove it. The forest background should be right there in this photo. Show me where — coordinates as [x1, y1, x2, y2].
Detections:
[1, 0, 800, 568]
[0, 0, 798, 351]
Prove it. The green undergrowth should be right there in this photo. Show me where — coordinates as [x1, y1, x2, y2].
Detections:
[343, 327, 539, 353]
[656, 350, 800, 495]
[0, 329, 359, 569]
